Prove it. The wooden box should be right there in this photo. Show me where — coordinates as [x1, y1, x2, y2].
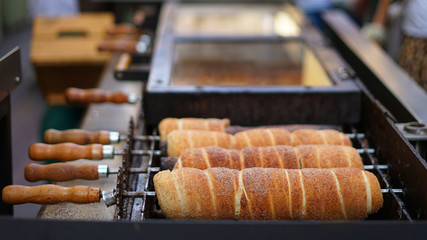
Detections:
[31, 13, 113, 104]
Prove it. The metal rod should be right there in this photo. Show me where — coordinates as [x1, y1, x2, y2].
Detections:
[122, 191, 156, 198]
[134, 135, 161, 141]
[363, 164, 388, 170]
[381, 189, 403, 194]
[111, 165, 385, 173]
[117, 148, 373, 156]
[131, 149, 162, 156]
[356, 148, 375, 154]
[108, 167, 160, 175]
[346, 133, 366, 139]
[351, 127, 412, 220]
[119, 135, 160, 142]
[120, 189, 400, 199]
[114, 150, 162, 156]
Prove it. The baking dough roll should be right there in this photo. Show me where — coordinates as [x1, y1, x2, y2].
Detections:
[292, 129, 352, 147]
[167, 130, 233, 157]
[166, 128, 352, 157]
[154, 167, 383, 220]
[174, 145, 363, 170]
[158, 118, 230, 141]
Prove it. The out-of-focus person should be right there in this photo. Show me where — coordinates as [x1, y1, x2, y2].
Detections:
[362, 0, 427, 91]
[398, 0, 427, 91]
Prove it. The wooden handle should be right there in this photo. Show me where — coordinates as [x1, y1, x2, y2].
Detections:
[25, 163, 99, 182]
[29, 143, 104, 161]
[106, 24, 140, 35]
[2, 185, 100, 204]
[114, 53, 132, 72]
[44, 129, 111, 144]
[65, 88, 130, 104]
[98, 40, 137, 53]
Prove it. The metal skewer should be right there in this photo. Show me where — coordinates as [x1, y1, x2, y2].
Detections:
[25, 161, 388, 183]
[1, 184, 404, 207]
[45, 129, 366, 145]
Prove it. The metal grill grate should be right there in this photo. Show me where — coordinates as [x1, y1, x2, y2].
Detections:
[350, 127, 412, 220]
[114, 120, 412, 221]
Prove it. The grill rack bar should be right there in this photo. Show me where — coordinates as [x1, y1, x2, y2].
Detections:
[106, 188, 404, 207]
[108, 165, 385, 174]
[120, 135, 161, 142]
[140, 128, 157, 220]
[116, 148, 374, 157]
[117, 132, 366, 143]
[122, 189, 403, 199]
[351, 127, 412, 220]
[114, 149, 162, 156]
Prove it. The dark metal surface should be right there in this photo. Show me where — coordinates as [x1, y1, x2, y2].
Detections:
[1, 217, 427, 240]
[0, 96, 13, 215]
[0, 47, 21, 215]
[356, 80, 427, 219]
[145, 90, 360, 126]
[322, 10, 427, 124]
[0, 47, 21, 102]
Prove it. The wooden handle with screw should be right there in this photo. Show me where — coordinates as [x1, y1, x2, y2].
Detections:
[25, 163, 99, 182]
[29, 143, 104, 161]
[44, 129, 111, 145]
[2, 185, 100, 204]
[65, 88, 129, 104]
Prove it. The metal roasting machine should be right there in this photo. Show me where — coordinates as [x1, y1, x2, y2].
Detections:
[1, 1, 427, 239]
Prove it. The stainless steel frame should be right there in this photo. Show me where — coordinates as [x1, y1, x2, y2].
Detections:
[145, 2, 361, 126]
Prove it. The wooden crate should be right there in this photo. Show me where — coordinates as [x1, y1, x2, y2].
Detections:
[31, 13, 113, 104]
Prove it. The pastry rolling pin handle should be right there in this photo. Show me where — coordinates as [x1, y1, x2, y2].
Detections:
[65, 88, 138, 104]
[44, 129, 121, 144]
[98, 40, 138, 54]
[29, 143, 111, 161]
[2, 185, 100, 204]
[24, 163, 113, 182]
[44, 129, 119, 145]
[25, 163, 99, 182]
